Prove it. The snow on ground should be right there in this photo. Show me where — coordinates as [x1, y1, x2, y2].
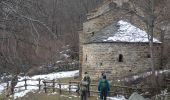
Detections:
[0, 83, 6, 94]
[121, 69, 170, 82]
[13, 70, 79, 99]
[31, 70, 79, 80]
[107, 95, 126, 100]
[0, 70, 126, 100]
[103, 20, 161, 43]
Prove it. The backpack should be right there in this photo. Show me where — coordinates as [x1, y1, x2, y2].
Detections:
[100, 79, 108, 91]
[80, 80, 88, 91]
[85, 76, 91, 85]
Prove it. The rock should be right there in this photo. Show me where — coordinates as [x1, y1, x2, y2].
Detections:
[167, 85, 170, 92]
[154, 95, 163, 100]
[129, 92, 147, 100]
[164, 92, 170, 100]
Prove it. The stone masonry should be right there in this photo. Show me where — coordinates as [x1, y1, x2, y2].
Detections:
[82, 43, 161, 80]
[79, 0, 161, 80]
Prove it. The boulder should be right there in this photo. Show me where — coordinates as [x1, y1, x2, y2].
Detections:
[164, 93, 170, 100]
[129, 92, 147, 100]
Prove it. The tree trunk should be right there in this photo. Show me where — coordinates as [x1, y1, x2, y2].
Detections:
[160, 30, 165, 67]
[148, 23, 159, 94]
[148, 0, 159, 94]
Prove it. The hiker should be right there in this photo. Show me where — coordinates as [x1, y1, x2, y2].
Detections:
[79, 76, 89, 100]
[84, 72, 91, 97]
[98, 75, 110, 100]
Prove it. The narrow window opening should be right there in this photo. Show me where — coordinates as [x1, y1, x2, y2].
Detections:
[85, 55, 87, 61]
[118, 54, 123, 62]
[100, 62, 103, 66]
[91, 32, 94, 36]
[147, 54, 151, 58]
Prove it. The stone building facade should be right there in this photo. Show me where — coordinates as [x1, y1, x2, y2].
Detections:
[82, 42, 161, 80]
[79, 0, 161, 80]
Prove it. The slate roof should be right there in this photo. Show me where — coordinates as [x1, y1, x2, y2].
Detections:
[88, 20, 160, 43]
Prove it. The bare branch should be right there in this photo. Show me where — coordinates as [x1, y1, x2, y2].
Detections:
[1, 1, 57, 39]
[30, 21, 40, 54]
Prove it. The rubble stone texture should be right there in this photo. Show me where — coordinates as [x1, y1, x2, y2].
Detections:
[79, 0, 161, 80]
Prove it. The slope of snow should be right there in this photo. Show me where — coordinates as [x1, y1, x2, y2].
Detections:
[103, 20, 161, 43]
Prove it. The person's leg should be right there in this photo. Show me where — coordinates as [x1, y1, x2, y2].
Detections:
[80, 93, 83, 100]
[103, 90, 107, 100]
[87, 86, 90, 97]
[81, 91, 85, 100]
[80, 94, 83, 100]
[11, 86, 14, 94]
[84, 91, 87, 100]
[100, 91, 104, 100]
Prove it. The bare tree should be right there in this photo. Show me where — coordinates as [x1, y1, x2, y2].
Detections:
[0, 0, 103, 75]
[128, 0, 170, 93]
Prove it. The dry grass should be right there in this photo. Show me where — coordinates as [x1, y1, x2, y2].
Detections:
[15, 91, 98, 100]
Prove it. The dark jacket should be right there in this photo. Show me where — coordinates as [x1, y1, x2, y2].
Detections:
[98, 79, 110, 95]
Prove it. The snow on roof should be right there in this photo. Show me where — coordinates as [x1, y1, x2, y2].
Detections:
[89, 20, 161, 43]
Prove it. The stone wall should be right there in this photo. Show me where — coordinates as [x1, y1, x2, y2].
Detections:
[83, 5, 146, 43]
[83, 10, 127, 43]
[82, 42, 161, 80]
[86, 0, 130, 20]
[80, 0, 162, 80]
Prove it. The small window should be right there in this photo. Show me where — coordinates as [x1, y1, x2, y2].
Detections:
[91, 32, 94, 36]
[100, 62, 103, 66]
[118, 54, 123, 62]
[147, 54, 151, 58]
[85, 55, 87, 61]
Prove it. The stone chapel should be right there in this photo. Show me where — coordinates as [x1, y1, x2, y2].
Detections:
[79, 0, 161, 80]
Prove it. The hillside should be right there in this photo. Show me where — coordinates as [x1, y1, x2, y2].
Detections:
[0, 0, 103, 74]
[0, 0, 170, 99]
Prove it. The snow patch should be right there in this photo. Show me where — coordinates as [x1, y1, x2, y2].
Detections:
[12, 70, 79, 99]
[103, 20, 161, 43]
[0, 83, 6, 94]
[63, 54, 70, 58]
[108, 95, 126, 100]
[56, 60, 64, 63]
[123, 69, 170, 82]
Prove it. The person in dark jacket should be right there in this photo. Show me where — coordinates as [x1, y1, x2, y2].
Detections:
[98, 75, 110, 100]
[84, 72, 91, 97]
[79, 76, 88, 100]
